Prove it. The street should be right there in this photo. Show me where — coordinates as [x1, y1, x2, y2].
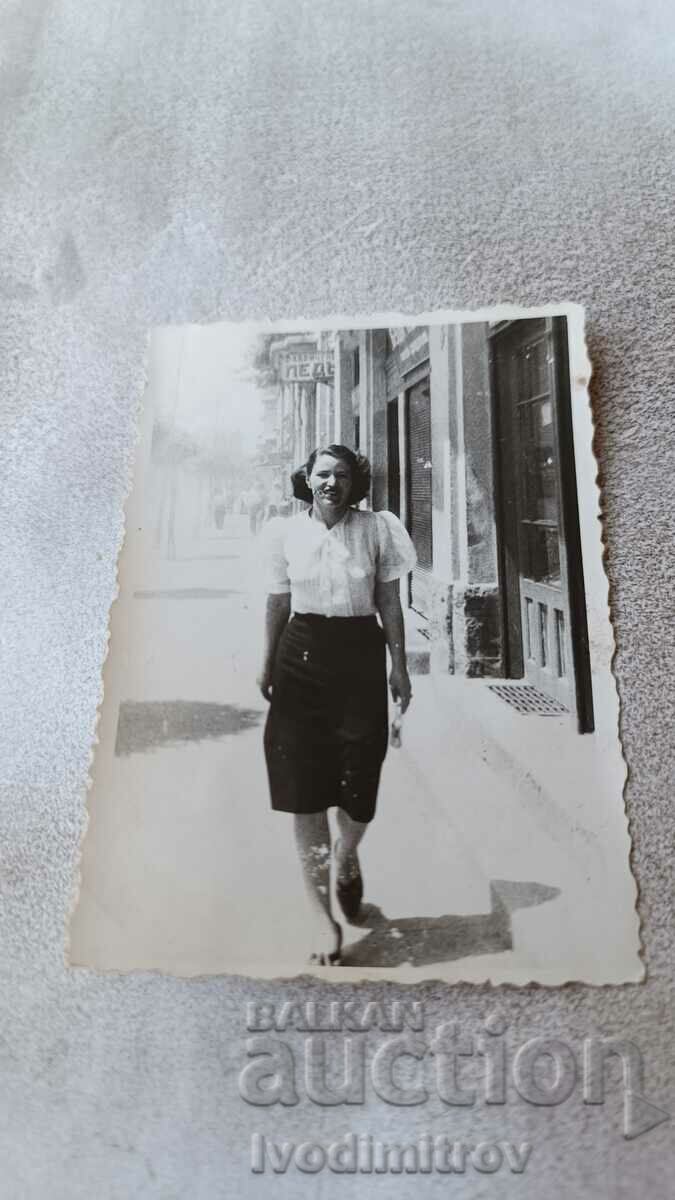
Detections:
[70, 514, 639, 983]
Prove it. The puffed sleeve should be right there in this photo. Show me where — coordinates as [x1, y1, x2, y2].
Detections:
[375, 510, 417, 582]
[259, 517, 291, 594]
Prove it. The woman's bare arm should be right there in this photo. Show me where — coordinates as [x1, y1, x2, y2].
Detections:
[375, 579, 412, 711]
[258, 593, 291, 700]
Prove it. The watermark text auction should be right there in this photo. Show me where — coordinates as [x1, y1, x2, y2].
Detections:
[240, 1001, 670, 1141]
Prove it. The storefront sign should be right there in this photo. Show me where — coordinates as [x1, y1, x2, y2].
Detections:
[279, 353, 335, 383]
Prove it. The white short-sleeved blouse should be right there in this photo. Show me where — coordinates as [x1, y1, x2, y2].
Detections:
[261, 507, 417, 618]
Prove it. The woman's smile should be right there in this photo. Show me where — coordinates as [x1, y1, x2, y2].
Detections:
[309, 453, 353, 519]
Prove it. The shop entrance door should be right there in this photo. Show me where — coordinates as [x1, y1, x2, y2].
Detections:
[406, 376, 433, 617]
[492, 318, 593, 728]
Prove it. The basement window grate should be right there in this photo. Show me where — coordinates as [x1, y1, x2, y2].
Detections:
[488, 684, 568, 716]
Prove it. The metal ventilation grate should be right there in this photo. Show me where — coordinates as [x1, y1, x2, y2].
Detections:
[488, 684, 568, 716]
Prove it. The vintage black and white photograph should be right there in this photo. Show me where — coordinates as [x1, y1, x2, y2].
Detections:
[69, 308, 640, 983]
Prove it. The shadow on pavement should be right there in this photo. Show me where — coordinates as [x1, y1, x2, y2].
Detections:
[115, 700, 264, 756]
[341, 879, 561, 967]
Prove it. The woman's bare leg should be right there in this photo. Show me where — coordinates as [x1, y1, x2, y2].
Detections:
[294, 813, 341, 962]
[335, 808, 369, 882]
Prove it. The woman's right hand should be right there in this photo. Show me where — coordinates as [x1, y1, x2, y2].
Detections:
[257, 667, 274, 702]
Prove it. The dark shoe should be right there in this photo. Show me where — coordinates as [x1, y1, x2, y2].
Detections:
[335, 839, 363, 922]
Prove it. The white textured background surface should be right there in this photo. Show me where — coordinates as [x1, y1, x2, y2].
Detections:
[0, 1, 673, 1196]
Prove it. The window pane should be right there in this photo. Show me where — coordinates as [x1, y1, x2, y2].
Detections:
[523, 525, 561, 584]
[525, 597, 534, 660]
[519, 398, 559, 523]
[538, 602, 548, 667]
[515, 334, 549, 399]
[555, 609, 566, 677]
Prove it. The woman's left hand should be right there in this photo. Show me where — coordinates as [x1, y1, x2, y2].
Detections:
[389, 664, 412, 713]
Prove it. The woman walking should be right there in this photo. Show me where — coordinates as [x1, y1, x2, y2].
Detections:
[257, 444, 416, 965]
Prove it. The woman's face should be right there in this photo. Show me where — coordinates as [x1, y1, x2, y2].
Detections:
[309, 453, 353, 514]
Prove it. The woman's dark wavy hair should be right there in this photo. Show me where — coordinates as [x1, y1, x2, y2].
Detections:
[290, 444, 371, 505]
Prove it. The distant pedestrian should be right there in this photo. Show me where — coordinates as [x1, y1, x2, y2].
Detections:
[257, 444, 416, 965]
[261, 482, 283, 526]
[247, 483, 267, 535]
[212, 486, 227, 530]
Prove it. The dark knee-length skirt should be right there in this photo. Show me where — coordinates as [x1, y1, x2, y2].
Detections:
[264, 613, 389, 823]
